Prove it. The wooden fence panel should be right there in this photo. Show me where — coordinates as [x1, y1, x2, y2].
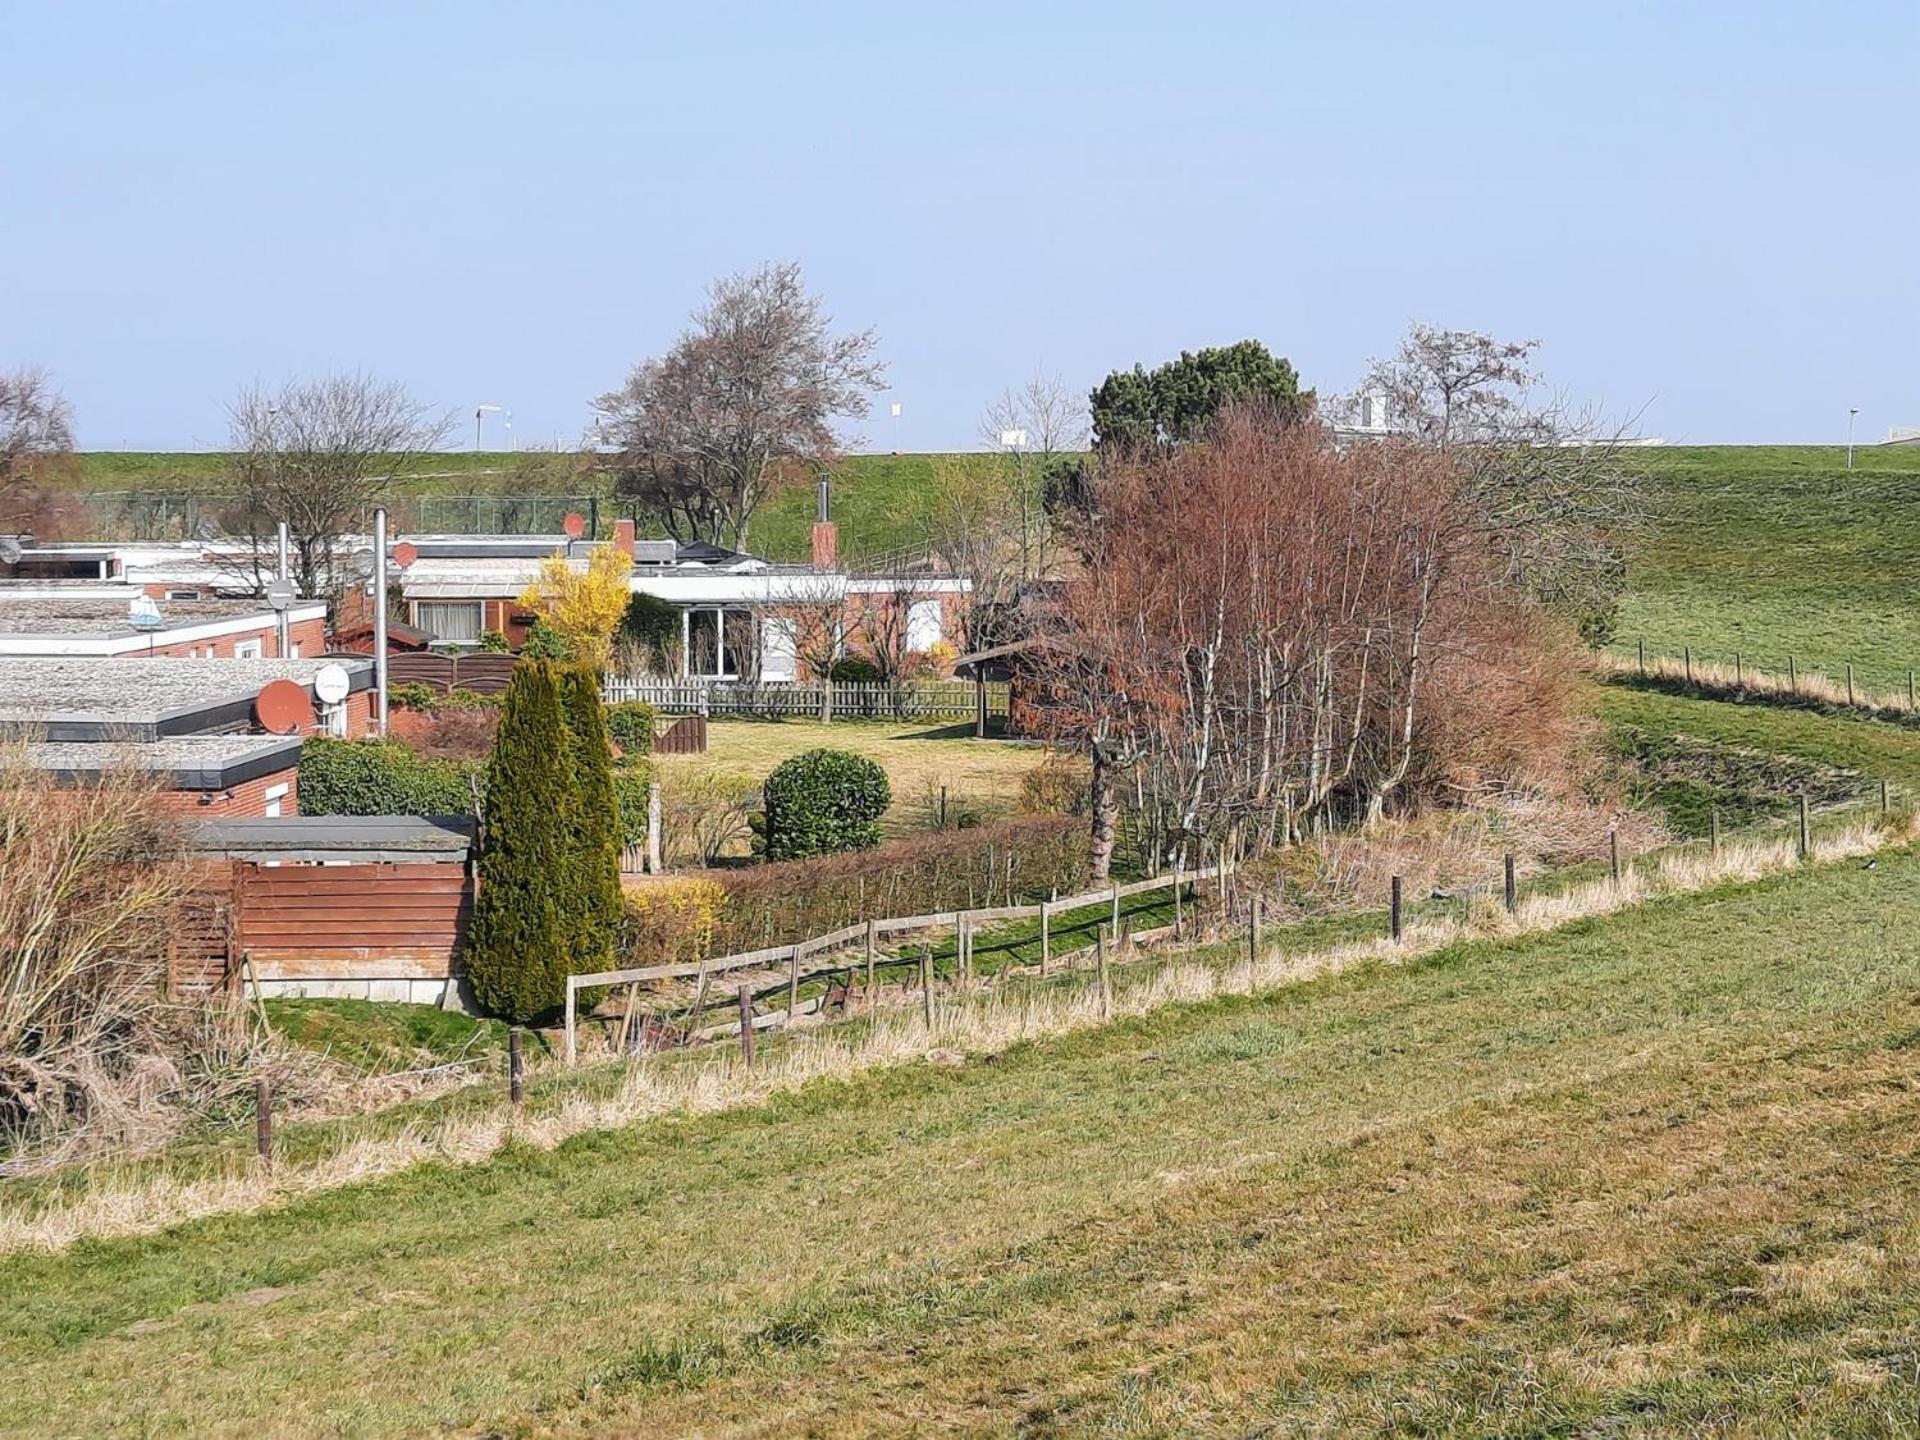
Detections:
[601, 678, 1009, 722]
[234, 862, 472, 980]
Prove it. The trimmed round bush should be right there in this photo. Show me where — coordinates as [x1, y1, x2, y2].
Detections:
[826, 655, 881, 683]
[760, 748, 891, 861]
[605, 700, 656, 757]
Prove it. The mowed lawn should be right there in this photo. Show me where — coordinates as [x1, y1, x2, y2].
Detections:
[1616, 444, 1920, 689]
[8, 847, 1920, 1435]
[659, 718, 1051, 835]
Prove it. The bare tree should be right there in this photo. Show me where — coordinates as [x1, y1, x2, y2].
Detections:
[979, 370, 1088, 582]
[926, 455, 1028, 652]
[595, 263, 886, 552]
[221, 374, 451, 608]
[1342, 324, 1644, 644]
[0, 368, 78, 532]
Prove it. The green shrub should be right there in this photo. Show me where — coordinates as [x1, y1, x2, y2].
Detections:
[389, 681, 439, 712]
[521, 618, 575, 661]
[298, 737, 481, 816]
[444, 687, 503, 710]
[465, 663, 575, 1023]
[613, 763, 655, 848]
[557, 666, 624, 982]
[605, 700, 656, 757]
[760, 748, 891, 860]
[827, 655, 882, 683]
[478, 629, 510, 653]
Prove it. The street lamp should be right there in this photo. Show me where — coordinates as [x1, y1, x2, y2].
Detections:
[1848, 407, 1860, 470]
[475, 403, 504, 451]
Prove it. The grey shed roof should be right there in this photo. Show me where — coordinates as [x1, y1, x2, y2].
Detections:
[189, 814, 476, 863]
[25, 735, 303, 789]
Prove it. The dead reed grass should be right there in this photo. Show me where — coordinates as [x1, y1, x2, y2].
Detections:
[1603, 649, 1918, 715]
[5, 806, 1912, 1257]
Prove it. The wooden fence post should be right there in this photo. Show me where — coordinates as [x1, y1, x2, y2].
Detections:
[1173, 862, 1184, 939]
[564, 978, 578, 1066]
[1734, 652, 1742, 685]
[508, 1027, 524, 1108]
[1248, 897, 1261, 990]
[1110, 885, 1121, 942]
[1096, 926, 1111, 1019]
[958, 913, 971, 985]
[1846, 664, 1855, 706]
[1709, 806, 1721, 854]
[1684, 645, 1693, 685]
[938, 785, 948, 830]
[920, 946, 933, 1027]
[786, 942, 802, 1017]
[1038, 900, 1050, 975]
[1503, 854, 1517, 916]
[737, 985, 755, 1068]
[864, 919, 876, 992]
[1637, 638, 1645, 675]
[1908, 670, 1915, 710]
[1798, 795, 1811, 860]
[645, 780, 662, 874]
[1881, 778, 1891, 816]
[1788, 655, 1797, 691]
[255, 1076, 272, 1170]
[1609, 830, 1621, 886]
[1390, 876, 1403, 942]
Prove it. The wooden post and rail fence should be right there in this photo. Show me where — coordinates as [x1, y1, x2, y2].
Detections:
[563, 860, 1226, 1064]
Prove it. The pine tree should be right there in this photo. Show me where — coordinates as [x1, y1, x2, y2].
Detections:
[557, 664, 623, 979]
[465, 661, 574, 1022]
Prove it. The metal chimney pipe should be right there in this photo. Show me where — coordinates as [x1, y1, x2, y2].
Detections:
[817, 474, 830, 524]
[373, 508, 389, 735]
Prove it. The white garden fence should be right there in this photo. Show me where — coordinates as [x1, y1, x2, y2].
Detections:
[601, 677, 1009, 722]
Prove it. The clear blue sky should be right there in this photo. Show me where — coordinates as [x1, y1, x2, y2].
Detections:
[5, 1, 1914, 451]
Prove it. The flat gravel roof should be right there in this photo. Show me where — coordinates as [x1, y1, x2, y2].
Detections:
[0, 597, 321, 636]
[24, 735, 302, 788]
[0, 656, 372, 739]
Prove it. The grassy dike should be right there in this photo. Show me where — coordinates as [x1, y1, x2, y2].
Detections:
[4, 820, 1920, 1436]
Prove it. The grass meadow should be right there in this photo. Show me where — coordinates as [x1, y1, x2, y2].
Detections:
[6, 827, 1920, 1436]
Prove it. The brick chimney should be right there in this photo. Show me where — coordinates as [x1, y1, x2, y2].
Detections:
[613, 518, 636, 557]
[810, 474, 838, 570]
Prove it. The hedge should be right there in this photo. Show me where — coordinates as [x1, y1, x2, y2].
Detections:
[708, 815, 1089, 955]
[605, 700, 656, 757]
[297, 737, 481, 816]
[759, 748, 890, 860]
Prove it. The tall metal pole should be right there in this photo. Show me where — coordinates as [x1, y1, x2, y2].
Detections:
[373, 507, 390, 735]
[1848, 407, 1859, 471]
[274, 520, 291, 658]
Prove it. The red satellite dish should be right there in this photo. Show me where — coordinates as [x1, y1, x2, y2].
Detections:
[392, 539, 419, 568]
[562, 511, 586, 539]
[255, 678, 316, 735]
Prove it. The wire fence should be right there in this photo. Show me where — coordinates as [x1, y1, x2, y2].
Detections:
[602, 677, 1009, 722]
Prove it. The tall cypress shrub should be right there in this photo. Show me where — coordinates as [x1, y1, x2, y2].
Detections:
[465, 662, 573, 1022]
[557, 665, 623, 978]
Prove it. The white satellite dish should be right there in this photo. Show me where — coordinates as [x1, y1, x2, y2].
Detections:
[0, 537, 21, 565]
[313, 663, 352, 706]
[265, 578, 296, 612]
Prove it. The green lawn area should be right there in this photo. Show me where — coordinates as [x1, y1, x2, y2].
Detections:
[661, 717, 1050, 837]
[1616, 444, 1920, 689]
[8, 843, 1920, 1435]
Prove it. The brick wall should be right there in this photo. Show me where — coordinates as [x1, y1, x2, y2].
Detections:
[155, 764, 300, 818]
[126, 613, 326, 660]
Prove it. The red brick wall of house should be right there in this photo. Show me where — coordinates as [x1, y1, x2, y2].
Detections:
[155, 765, 300, 819]
[125, 614, 326, 660]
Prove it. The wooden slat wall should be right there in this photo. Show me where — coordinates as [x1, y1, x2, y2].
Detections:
[236, 862, 472, 980]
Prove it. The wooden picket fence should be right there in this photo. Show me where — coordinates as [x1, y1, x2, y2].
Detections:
[601, 677, 1009, 722]
[564, 862, 1224, 1063]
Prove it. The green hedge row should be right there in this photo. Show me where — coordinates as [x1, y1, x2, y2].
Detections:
[297, 737, 482, 817]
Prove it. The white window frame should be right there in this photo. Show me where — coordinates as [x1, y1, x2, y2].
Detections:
[906, 598, 944, 652]
[233, 638, 264, 660]
[417, 600, 485, 646]
[263, 782, 289, 819]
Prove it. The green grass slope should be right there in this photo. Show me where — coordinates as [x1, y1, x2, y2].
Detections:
[6, 846, 1920, 1436]
[1619, 444, 1920, 688]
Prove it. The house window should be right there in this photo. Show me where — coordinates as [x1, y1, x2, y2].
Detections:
[234, 638, 264, 660]
[906, 599, 944, 652]
[263, 782, 289, 819]
[418, 601, 484, 645]
[165, 588, 201, 601]
[760, 617, 797, 681]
